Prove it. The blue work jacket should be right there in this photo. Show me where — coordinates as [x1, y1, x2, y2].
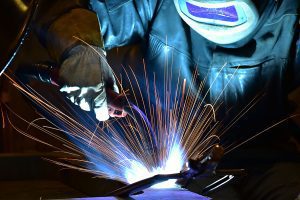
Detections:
[91, 0, 299, 139]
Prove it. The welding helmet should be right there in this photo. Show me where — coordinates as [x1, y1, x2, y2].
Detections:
[173, 0, 259, 45]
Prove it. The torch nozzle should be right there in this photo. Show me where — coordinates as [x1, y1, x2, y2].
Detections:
[15, 63, 59, 86]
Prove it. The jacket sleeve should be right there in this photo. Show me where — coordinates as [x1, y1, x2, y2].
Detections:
[35, 0, 103, 62]
[35, 0, 159, 62]
[89, 0, 159, 50]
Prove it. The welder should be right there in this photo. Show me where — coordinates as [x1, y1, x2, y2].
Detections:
[34, 0, 300, 199]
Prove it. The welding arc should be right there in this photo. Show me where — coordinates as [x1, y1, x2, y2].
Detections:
[107, 172, 184, 197]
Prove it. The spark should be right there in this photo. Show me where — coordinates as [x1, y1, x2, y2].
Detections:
[3, 58, 221, 189]
[2, 37, 272, 189]
[224, 114, 300, 154]
[0, 104, 5, 128]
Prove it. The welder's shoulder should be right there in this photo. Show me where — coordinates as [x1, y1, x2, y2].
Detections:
[36, 0, 89, 28]
[34, 0, 102, 62]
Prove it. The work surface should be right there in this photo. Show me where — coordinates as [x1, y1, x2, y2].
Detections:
[50, 188, 210, 200]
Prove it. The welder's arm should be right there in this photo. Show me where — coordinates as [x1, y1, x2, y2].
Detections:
[35, 1, 124, 121]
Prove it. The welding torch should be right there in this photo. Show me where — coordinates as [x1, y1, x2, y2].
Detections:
[15, 63, 158, 149]
[15, 65, 246, 197]
[15, 62, 128, 117]
[108, 145, 246, 197]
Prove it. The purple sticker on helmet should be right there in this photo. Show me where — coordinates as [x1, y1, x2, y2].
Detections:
[186, 2, 238, 22]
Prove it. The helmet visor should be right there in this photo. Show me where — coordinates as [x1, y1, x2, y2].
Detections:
[180, 0, 248, 27]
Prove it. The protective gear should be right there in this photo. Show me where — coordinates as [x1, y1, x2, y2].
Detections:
[59, 44, 119, 121]
[39, 7, 104, 62]
[35, 5, 126, 121]
[91, 0, 299, 134]
[173, 0, 259, 45]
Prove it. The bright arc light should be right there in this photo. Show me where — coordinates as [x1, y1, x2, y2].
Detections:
[124, 142, 184, 189]
[5, 49, 221, 191]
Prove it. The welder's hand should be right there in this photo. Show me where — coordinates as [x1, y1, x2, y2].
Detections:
[106, 89, 127, 118]
[59, 44, 122, 121]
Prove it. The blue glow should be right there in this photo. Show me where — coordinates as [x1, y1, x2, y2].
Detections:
[124, 140, 184, 188]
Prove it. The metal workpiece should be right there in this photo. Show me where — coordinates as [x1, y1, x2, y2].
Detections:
[108, 145, 245, 197]
[50, 188, 210, 200]
[10, 67, 246, 198]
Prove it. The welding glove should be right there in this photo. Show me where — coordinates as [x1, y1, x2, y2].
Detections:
[37, 8, 126, 120]
[59, 44, 119, 121]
